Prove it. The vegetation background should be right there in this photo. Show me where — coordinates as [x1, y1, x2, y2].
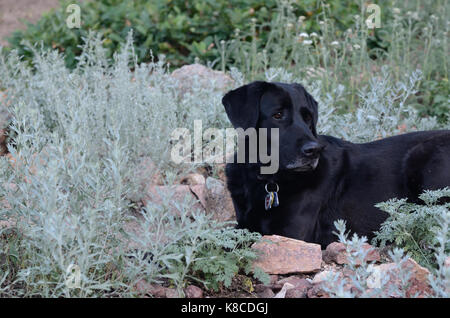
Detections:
[0, 0, 448, 297]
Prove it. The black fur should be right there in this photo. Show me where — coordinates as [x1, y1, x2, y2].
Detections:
[222, 81, 450, 248]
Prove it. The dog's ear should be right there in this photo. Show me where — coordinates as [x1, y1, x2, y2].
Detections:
[291, 83, 319, 135]
[222, 81, 270, 129]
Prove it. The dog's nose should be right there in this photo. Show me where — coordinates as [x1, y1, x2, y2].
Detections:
[301, 142, 323, 157]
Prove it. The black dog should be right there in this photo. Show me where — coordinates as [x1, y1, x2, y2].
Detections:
[222, 81, 450, 248]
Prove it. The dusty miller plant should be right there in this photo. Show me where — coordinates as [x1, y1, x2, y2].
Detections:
[0, 32, 263, 297]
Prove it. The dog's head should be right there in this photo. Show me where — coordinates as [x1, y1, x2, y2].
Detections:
[222, 81, 324, 172]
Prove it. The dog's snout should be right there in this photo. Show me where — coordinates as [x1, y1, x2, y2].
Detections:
[301, 142, 323, 157]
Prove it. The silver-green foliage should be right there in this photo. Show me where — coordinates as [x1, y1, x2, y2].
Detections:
[0, 28, 447, 297]
[0, 33, 257, 297]
[322, 219, 449, 298]
[373, 188, 450, 270]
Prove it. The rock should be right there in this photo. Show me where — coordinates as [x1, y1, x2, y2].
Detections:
[181, 174, 207, 208]
[215, 163, 226, 182]
[278, 277, 311, 298]
[277, 275, 308, 287]
[312, 270, 342, 285]
[137, 156, 163, 186]
[127, 156, 164, 202]
[307, 283, 330, 298]
[184, 285, 203, 298]
[323, 242, 381, 265]
[366, 258, 432, 297]
[252, 235, 322, 275]
[171, 64, 234, 97]
[273, 282, 295, 298]
[257, 287, 275, 298]
[204, 177, 235, 223]
[165, 288, 179, 298]
[180, 173, 205, 186]
[189, 184, 207, 209]
[143, 185, 204, 216]
[255, 275, 279, 292]
[134, 280, 168, 298]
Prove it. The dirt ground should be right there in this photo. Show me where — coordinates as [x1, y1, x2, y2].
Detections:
[0, 0, 60, 46]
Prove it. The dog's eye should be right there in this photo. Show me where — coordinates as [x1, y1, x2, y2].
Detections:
[301, 111, 312, 124]
[272, 112, 283, 120]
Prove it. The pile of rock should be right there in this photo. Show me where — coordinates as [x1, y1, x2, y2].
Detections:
[250, 235, 434, 298]
[131, 154, 234, 223]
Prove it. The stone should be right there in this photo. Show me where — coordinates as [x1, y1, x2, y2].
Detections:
[170, 64, 234, 97]
[252, 235, 322, 274]
[134, 280, 168, 298]
[179, 173, 206, 186]
[144, 185, 204, 216]
[254, 275, 279, 292]
[136, 156, 163, 185]
[165, 288, 180, 298]
[312, 270, 342, 285]
[184, 285, 203, 298]
[273, 282, 295, 298]
[257, 287, 275, 298]
[307, 283, 330, 298]
[127, 156, 164, 202]
[204, 177, 235, 223]
[366, 258, 433, 297]
[189, 184, 207, 209]
[323, 242, 381, 265]
[278, 277, 311, 298]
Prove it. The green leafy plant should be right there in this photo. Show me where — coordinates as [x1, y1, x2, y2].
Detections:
[322, 219, 449, 298]
[373, 188, 450, 269]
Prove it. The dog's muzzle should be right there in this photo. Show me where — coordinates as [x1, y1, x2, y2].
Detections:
[286, 157, 319, 171]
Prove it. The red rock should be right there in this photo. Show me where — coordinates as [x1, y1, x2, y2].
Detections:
[204, 177, 235, 223]
[189, 184, 207, 209]
[277, 275, 308, 287]
[254, 275, 279, 292]
[184, 285, 203, 298]
[137, 156, 163, 185]
[257, 287, 275, 298]
[307, 283, 330, 298]
[323, 242, 381, 265]
[165, 288, 179, 298]
[143, 185, 204, 216]
[179, 173, 205, 186]
[366, 258, 433, 297]
[170, 64, 234, 97]
[252, 235, 322, 274]
[273, 282, 295, 298]
[134, 281, 167, 297]
[312, 270, 342, 285]
[281, 277, 311, 298]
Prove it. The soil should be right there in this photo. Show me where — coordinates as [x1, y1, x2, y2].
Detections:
[0, 0, 61, 46]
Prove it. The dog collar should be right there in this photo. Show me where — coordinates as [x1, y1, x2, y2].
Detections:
[264, 182, 279, 210]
